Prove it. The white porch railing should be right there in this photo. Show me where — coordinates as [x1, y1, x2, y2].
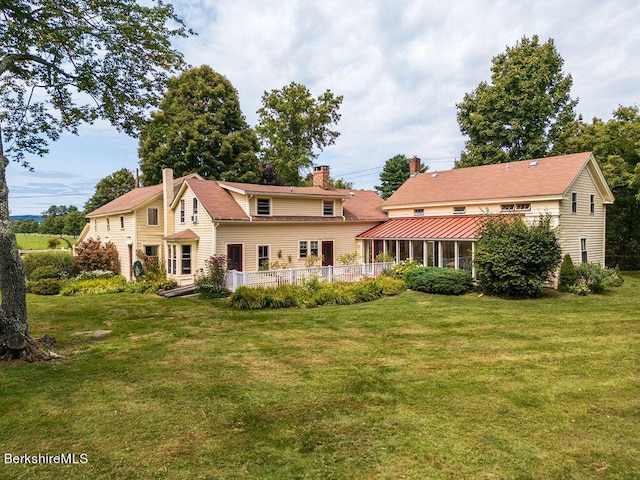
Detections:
[225, 262, 393, 291]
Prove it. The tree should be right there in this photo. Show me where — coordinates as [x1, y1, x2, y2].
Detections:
[12, 219, 40, 234]
[0, 0, 190, 361]
[256, 82, 343, 185]
[85, 168, 136, 213]
[139, 66, 260, 185]
[565, 106, 640, 269]
[375, 154, 427, 200]
[474, 215, 562, 298]
[456, 35, 577, 167]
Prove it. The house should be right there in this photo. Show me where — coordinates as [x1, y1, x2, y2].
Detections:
[357, 152, 614, 275]
[82, 166, 387, 285]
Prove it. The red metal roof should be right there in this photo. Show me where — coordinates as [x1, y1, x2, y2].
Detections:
[357, 215, 484, 240]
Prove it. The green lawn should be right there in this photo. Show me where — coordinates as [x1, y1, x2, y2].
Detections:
[1, 275, 639, 479]
[16, 234, 77, 250]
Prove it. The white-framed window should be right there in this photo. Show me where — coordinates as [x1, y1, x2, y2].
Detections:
[148, 208, 159, 226]
[299, 240, 319, 258]
[453, 206, 466, 215]
[145, 245, 159, 262]
[581, 237, 588, 263]
[258, 245, 269, 270]
[501, 203, 531, 213]
[167, 245, 177, 274]
[590, 194, 595, 215]
[193, 198, 198, 216]
[181, 245, 191, 274]
[571, 192, 578, 214]
[180, 199, 185, 223]
[323, 200, 334, 216]
[106, 218, 110, 232]
[413, 208, 424, 216]
[256, 198, 270, 215]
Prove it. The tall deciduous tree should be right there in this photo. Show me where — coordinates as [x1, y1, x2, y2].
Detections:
[0, 0, 190, 361]
[85, 168, 135, 213]
[565, 106, 640, 269]
[257, 82, 343, 185]
[139, 66, 260, 185]
[456, 35, 577, 167]
[375, 154, 427, 200]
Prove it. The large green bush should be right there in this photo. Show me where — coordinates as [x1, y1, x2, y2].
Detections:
[475, 215, 562, 298]
[558, 254, 578, 291]
[22, 251, 77, 280]
[404, 267, 474, 295]
[27, 278, 64, 295]
[230, 276, 406, 309]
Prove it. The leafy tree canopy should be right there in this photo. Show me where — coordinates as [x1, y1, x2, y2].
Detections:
[256, 82, 343, 186]
[565, 105, 640, 268]
[85, 168, 135, 213]
[139, 65, 260, 185]
[0, 0, 191, 361]
[456, 35, 577, 167]
[375, 154, 427, 200]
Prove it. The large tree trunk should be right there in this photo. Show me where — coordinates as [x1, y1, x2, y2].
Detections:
[0, 143, 50, 361]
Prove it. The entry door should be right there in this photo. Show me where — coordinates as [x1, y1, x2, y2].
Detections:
[321, 241, 334, 266]
[227, 244, 243, 271]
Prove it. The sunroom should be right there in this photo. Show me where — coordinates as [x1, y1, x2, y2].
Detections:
[357, 215, 482, 276]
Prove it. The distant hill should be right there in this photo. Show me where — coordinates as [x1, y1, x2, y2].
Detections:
[10, 215, 44, 223]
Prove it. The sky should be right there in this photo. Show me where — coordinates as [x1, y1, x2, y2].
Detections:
[6, 0, 640, 216]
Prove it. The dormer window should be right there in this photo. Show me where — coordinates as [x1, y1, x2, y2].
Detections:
[413, 209, 424, 216]
[323, 200, 334, 216]
[256, 198, 271, 215]
[453, 206, 466, 215]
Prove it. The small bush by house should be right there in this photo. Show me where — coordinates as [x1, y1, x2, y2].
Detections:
[26, 278, 64, 295]
[575, 263, 624, 294]
[22, 251, 77, 280]
[404, 267, 474, 295]
[558, 254, 578, 292]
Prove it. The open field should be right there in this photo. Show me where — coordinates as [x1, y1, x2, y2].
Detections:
[16, 234, 77, 250]
[1, 274, 639, 479]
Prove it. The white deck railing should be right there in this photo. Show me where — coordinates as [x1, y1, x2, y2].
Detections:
[225, 262, 393, 291]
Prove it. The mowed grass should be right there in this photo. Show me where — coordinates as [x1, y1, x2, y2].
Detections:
[16, 234, 77, 250]
[1, 275, 639, 479]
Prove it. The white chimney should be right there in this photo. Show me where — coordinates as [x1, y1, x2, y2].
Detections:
[162, 168, 174, 237]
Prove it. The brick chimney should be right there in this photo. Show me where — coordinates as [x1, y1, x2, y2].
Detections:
[409, 156, 421, 176]
[313, 165, 330, 189]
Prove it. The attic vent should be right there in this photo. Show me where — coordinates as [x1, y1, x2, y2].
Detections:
[529, 161, 538, 167]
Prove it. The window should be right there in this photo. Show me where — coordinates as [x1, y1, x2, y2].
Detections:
[590, 194, 595, 215]
[180, 199, 185, 223]
[258, 245, 269, 270]
[501, 203, 530, 213]
[145, 245, 159, 262]
[148, 208, 159, 226]
[413, 208, 424, 216]
[193, 198, 198, 218]
[310, 240, 319, 257]
[120, 216, 125, 229]
[106, 218, 110, 232]
[256, 198, 270, 215]
[453, 206, 466, 215]
[501, 204, 515, 212]
[94, 220, 97, 232]
[323, 200, 334, 216]
[516, 203, 531, 211]
[299, 241, 319, 259]
[181, 245, 191, 274]
[167, 245, 177, 274]
[299, 241, 308, 258]
[571, 192, 578, 213]
[581, 238, 588, 263]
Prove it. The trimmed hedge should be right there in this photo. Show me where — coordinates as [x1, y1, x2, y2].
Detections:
[27, 278, 64, 295]
[230, 276, 406, 309]
[60, 277, 177, 296]
[22, 251, 77, 280]
[404, 267, 474, 295]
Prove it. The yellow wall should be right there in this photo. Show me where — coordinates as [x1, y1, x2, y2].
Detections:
[249, 195, 344, 217]
[387, 199, 560, 218]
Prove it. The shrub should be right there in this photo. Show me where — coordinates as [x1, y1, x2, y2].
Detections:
[135, 249, 165, 281]
[30, 265, 62, 281]
[337, 251, 359, 265]
[575, 263, 624, 294]
[47, 237, 60, 249]
[75, 270, 115, 280]
[475, 215, 562, 298]
[558, 254, 578, 291]
[404, 267, 474, 295]
[230, 276, 405, 309]
[27, 278, 63, 295]
[61, 276, 127, 296]
[195, 255, 229, 298]
[567, 284, 590, 296]
[374, 252, 395, 263]
[390, 259, 421, 279]
[124, 279, 178, 294]
[22, 251, 77, 280]
[74, 238, 120, 274]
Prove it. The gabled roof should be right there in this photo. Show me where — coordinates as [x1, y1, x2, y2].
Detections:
[165, 229, 199, 240]
[385, 152, 614, 208]
[175, 178, 387, 222]
[86, 173, 201, 217]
